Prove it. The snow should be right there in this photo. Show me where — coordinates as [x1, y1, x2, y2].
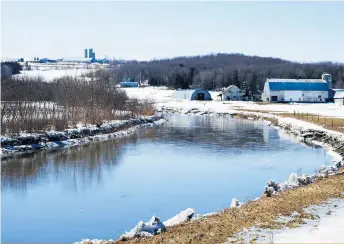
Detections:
[119, 208, 195, 241]
[230, 198, 243, 208]
[12, 62, 109, 82]
[13, 69, 90, 82]
[1, 116, 165, 159]
[163, 208, 195, 227]
[230, 198, 344, 243]
[119, 216, 165, 240]
[123, 87, 344, 118]
[272, 198, 344, 243]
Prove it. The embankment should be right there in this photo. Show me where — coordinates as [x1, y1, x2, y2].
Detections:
[1, 115, 166, 160]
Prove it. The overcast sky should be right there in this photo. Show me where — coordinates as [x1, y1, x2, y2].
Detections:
[2, 1, 344, 62]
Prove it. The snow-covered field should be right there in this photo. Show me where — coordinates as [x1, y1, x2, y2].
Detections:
[13, 69, 90, 82]
[122, 87, 344, 118]
[13, 63, 109, 82]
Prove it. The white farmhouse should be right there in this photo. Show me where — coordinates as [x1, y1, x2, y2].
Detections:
[262, 73, 332, 103]
[333, 89, 344, 105]
[221, 85, 244, 101]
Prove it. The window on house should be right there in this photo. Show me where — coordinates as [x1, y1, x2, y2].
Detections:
[318, 95, 321, 99]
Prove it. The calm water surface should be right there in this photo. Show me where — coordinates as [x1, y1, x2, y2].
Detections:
[1, 114, 332, 243]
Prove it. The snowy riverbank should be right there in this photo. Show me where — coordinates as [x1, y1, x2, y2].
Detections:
[73, 109, 344, 244]
[0, 116, 166, 160]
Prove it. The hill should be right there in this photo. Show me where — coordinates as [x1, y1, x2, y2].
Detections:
[112, 53, 344, 92]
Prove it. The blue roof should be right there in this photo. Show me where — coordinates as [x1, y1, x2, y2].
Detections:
[268, 82, 329, 91]
[120, 81, 138, 87]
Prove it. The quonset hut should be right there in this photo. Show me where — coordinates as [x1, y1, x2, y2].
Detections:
[262, 73, 332, 103]
[172, 89, 212, 101]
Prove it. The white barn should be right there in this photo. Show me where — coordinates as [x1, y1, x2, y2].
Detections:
[262, 73, 332, 103]
[221, 85, 244, 101]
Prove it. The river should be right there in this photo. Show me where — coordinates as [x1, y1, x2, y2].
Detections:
[1, 114, 333, 243]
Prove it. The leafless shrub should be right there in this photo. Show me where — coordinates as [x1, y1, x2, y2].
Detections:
[1, 72, 154, 135]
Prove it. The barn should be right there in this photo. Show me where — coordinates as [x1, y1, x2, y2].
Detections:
[60, 57, 94, 63]
[262, 73, 332, 103]
[172, 89, 212, 101]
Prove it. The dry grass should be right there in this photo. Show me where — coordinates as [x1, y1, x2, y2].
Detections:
[278, 113, 344, 133]
[119, 174, 344, 244]
[236, 108, 344, 133]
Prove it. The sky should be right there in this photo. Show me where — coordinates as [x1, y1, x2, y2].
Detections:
[1, 1, 344, 62]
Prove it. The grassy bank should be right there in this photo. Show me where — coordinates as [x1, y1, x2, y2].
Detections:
[236, 108, 344, 133]
[118, 172, 344, 244]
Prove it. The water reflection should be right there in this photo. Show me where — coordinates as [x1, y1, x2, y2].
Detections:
[1, 130, 157, 194]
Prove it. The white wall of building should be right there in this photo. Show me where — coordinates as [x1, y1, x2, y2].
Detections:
[263, 89, 328, 103]
[223, 86, 244, 101]
[334, 91, 344, 105]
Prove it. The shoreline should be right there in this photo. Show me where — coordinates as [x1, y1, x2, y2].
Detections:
[75, 108, 344, 244]
[0, 115, 166, 161]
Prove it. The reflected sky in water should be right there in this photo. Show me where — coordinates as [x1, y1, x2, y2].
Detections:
[1, 114, 332, 243]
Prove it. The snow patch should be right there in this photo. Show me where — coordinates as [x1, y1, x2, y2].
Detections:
[163, 208, 195, 227]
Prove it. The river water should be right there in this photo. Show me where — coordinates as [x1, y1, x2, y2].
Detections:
[1, 114, 333, 243]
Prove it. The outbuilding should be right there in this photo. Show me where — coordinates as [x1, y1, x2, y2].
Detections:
[333, 89, 344, 105]
[262, 73, 332, 103]
[120, 78, 138, 88]
[60, 57, 94, 63]
[220, 85, 244, 101]
[172, 88, 212, 101]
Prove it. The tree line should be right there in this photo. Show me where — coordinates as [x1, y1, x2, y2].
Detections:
[110, 53, 344, 92]
[1, 61, 22, 78]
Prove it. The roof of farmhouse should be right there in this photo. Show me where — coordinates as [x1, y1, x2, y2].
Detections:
[266, 78, 329, 91]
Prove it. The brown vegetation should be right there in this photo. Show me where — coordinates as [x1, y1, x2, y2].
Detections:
[1, 74, 154, 135]
[236, 108, 344, 133]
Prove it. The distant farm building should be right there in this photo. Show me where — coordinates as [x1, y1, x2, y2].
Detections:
[39, 58, 57, 63]
[220, 85, 244, 101]
[333, 89, 344, 105]
[60, 57, 94, 63]
[120, 78, 138, 88]
[262, 73, 332, 103]
[172, 89, 212, 101]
